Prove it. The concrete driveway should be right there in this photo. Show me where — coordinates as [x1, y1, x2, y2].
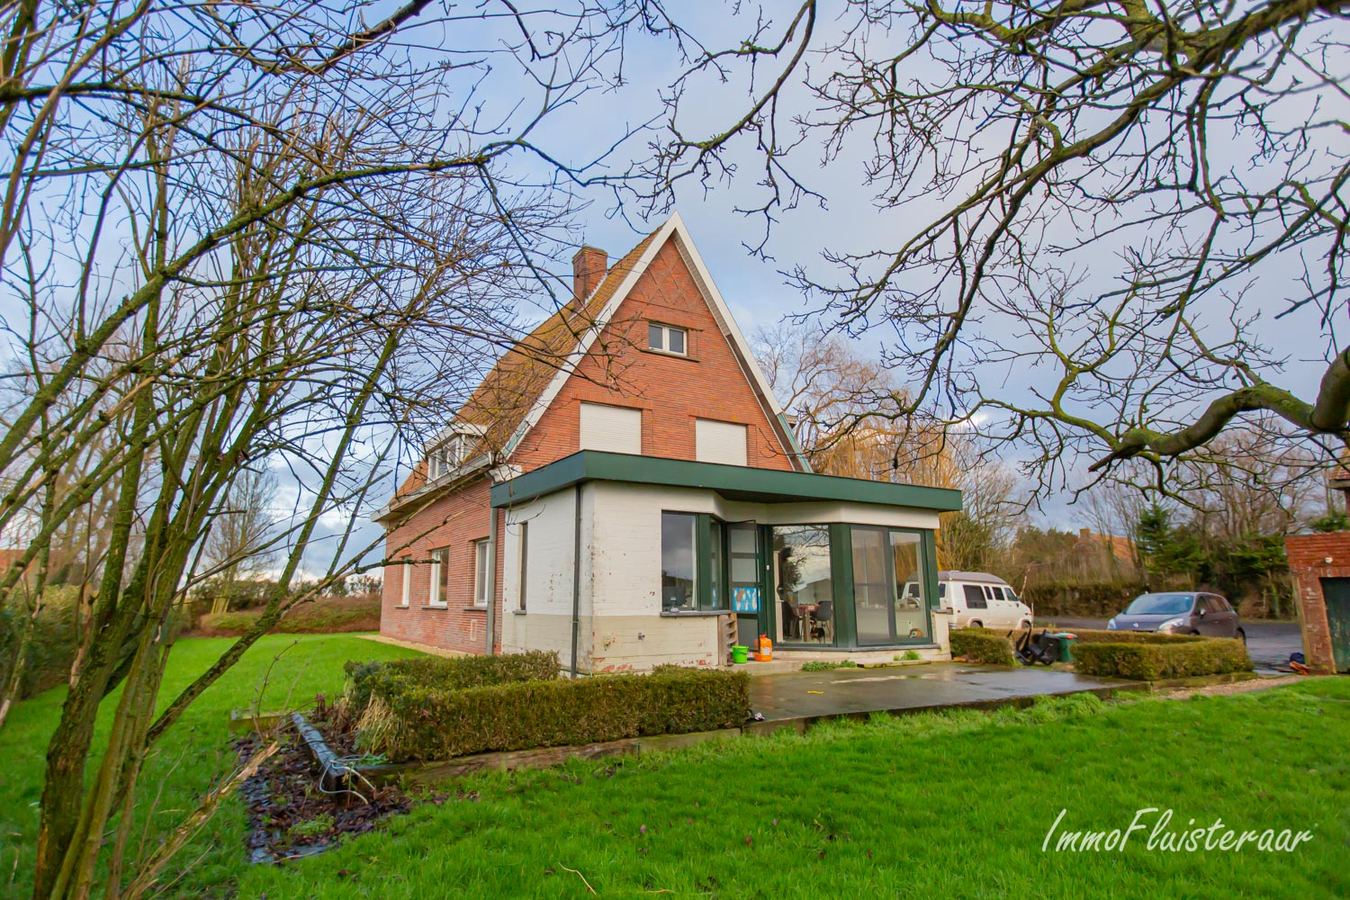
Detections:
[1044, 617, 1302, 672]
[747, 663, 1124, 725]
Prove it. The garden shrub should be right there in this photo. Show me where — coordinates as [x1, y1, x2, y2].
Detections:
[0, 586, 81, 700]
[949, 628, 1016, 666]
[800, 660, 859, 671]
[195, 595, 381, 637]
[1048, 628, 1202, 645]
[356, 667, 750, 762]
[344, 650, 560, 714]
[1073, 638, 1252, 681]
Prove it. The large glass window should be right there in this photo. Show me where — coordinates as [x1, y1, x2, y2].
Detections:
[890, 531, 929, 641]
[852, 527, 892, 645]
[773, 525, 834, 643]
[709, 519, 725, 610]
[849, 528, 932, 644]
[662, 512, 697, 611]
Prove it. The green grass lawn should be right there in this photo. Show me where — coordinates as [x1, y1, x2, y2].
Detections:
[4, 637, 1348, 899]
[0, 633, 420, 897]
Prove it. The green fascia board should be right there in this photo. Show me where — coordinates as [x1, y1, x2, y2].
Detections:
[490, 451, 962, 512]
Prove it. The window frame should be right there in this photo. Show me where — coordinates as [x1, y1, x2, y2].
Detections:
[471, 538, 489, 608]
[647, 322, 688, 357]
[516, 523, 528, 612]
[425, 431, 479, 482]
[661, 511, 732, 613]
[427, 547, 448, 607]
[399, 558, 411, 607]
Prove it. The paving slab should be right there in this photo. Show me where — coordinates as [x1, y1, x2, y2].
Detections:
[748, 662, 1126, 723]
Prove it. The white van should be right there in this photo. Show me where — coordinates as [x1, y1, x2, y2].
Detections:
[937, 571, 1032, 631]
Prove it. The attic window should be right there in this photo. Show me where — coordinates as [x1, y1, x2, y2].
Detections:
[648, 323, 686, 356]
[427, 433, 477, 481]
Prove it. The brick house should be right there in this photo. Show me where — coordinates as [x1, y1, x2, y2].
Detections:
[375, 213, 962, 672]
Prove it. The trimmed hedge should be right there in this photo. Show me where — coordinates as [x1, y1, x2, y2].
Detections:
[950, 626, 1205, 668]
[356, 667, 750, 762]
[0, 587, 81, 700]
[195, 595, 381, 637]
[1048, 628, 1202, 646]
[949, 628, 1017, 666]
[344, 650, 559, 714]
[1073, 638, 1252, 681]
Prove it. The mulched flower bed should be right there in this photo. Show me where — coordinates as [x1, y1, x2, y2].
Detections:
[234, 696, 442, 863]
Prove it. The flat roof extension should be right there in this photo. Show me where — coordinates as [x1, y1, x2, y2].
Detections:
[489, 450, 963, 512]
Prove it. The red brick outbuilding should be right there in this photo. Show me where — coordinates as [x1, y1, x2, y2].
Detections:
[1284, 532, 1350, 673]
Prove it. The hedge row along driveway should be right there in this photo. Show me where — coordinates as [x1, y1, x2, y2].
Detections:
[346, 654, 750, 762]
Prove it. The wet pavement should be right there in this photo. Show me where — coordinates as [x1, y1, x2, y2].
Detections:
[1046, 618, 1302, 672]
[747, 663, 1125, 723]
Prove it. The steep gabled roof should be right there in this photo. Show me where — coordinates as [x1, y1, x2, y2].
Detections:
[387, 212, 805, 512]
[456, 228, 661, 453]
[504, 212, 805, 471]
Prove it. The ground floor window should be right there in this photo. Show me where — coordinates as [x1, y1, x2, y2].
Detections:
[428, 548, 448, 606]
[662, 512, 739, 613]
[472, 538, 489, 607]
[849, 527, 931, 644]
[517, 523, 528, 612]
[772, 525, 834, 642]
[661, 512, 697, 611]
[889, 531, 929, 642]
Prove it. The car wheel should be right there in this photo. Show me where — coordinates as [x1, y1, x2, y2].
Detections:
[1018, 619, 1032, 632]
[968, 620, 983, 629]
[1237, 628, 1246, 645]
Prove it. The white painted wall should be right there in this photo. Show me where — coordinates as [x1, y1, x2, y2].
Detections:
[499, 486, 594, 670]
[498, 480, 945, 671]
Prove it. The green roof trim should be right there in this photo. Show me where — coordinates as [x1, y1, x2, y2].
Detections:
[490, 451, 962, 511]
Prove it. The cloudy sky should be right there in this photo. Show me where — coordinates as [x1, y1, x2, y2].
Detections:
[292, 0, 1339, 577]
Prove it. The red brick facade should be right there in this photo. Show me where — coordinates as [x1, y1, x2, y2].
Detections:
[511, 238, 794, 473]
[1283, 533, 1350, 673]
[379, 227, 796, 654]
[381, 477, 504, 654]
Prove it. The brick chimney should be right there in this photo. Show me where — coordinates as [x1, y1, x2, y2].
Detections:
[572, 245, 607, 299]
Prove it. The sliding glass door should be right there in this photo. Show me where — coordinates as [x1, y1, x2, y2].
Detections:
[850, 526, 931, 645]
[851, 527, 893, 645]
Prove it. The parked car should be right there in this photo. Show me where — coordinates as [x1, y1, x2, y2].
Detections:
[934, 571, 1033, 631]
[1107, 592, 1245, 642]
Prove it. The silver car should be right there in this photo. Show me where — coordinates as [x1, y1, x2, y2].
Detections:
[1107, 592, 1245, 643]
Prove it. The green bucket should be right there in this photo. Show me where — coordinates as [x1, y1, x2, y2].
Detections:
[732, 645, 749, 665]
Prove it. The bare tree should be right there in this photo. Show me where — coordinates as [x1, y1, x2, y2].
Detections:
[0, 3, 676, 897]
[640, 0, 1350, 494]
[202, 467, 277, 611]
[752, 324, 1023, 568]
